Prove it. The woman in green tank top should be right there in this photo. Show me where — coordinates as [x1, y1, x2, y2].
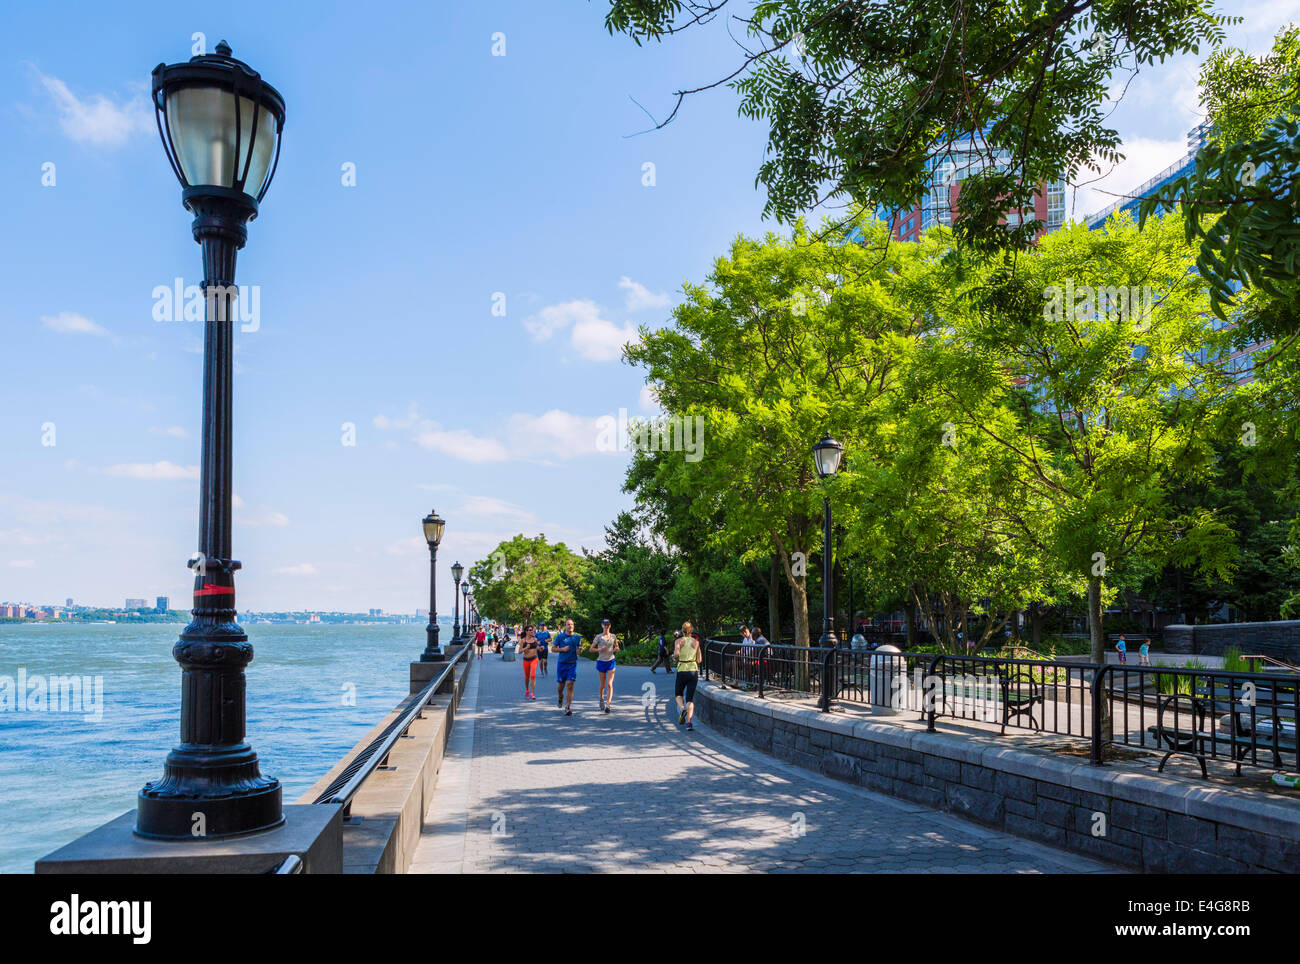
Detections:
[673, 622, 701, 730]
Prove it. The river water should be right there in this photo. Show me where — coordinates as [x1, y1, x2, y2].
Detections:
[0, 620, 447, 873]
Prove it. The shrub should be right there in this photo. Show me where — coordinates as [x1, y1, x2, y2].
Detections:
[1222, 647, 1250, 674]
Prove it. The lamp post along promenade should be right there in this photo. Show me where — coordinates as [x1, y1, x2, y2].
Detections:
[137, 41, 286, 840]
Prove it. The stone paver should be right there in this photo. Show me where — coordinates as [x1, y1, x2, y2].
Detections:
[409, 654, 1113, 873]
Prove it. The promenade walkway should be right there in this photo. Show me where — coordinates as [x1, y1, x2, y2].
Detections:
[409, 653, 1112, 873]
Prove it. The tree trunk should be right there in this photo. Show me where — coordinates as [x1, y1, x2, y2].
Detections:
[1031, 605, 1043, 649]
[905, 595, 916, 648]
[1088, 576, 1105, 665]
[768, 554, 781, 644]
[790, 576, 810, 647]
[771, 528, 811, 647]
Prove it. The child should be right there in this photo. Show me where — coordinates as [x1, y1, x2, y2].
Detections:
[1138, 639, 1150, 667]
[1115, 634, 1127, 664]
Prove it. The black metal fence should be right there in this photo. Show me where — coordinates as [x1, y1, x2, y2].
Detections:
[703, 640, 1299, 777]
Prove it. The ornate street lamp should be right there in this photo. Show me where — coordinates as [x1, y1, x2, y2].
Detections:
[450, 560, 464, 640]
[461, 582, 470, 635]
[136, 41, 286, 840]
[421, 510, 446, 660]
[813, 434, 844, 649]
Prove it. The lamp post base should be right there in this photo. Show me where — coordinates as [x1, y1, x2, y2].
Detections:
[136, 774, 282, 840]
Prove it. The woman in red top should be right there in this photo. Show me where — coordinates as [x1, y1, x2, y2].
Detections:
[474, 627, 486, 659]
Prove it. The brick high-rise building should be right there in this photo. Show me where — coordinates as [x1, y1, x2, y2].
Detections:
[874, 132, 1066, 242]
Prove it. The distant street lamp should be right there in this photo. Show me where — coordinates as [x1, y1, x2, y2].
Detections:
[421, 510, 446, 661]
[813, 434, 844, 649]
[451, 560, 464, 640]
[136, 41, 286, 840]
[461, 582, 470, 635]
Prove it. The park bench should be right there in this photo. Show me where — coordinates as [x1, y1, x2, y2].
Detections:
[996, 664, 1045, 735]
[1149, 693, 1210, 779]
[1145, 680, 1298, 777]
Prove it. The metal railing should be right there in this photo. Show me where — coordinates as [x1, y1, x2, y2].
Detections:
[311, 641, 474, 818]
[703, 640, 1299, 776]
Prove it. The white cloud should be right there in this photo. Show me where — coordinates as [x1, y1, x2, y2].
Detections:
[523, 299, 601, 341]
[374, 403, 628, 463]
[8, 560, 36, 569]
[639, 383, 663, 413]
[505, 409, 608, 457]
[42, 312, 109, 336]
[522, 298, 639, 361]
[413, 427, 511, 463]
[373, 404, 510, 463]
[572, 315, 637, 362]
[386, 536, 427, 557]
[102, 461, 199, 481]
[1070, 136, 1192, 223]
[33, 69, 152, 147]
[458, 496, 537, 524]
[150, 425, 188, 439]
[373, 401, 421, 431]
[619, 276, 671, 312]
[273, 563, 317, 576]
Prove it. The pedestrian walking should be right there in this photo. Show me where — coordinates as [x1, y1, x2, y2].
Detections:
[519, 626, 540, 700]
[593, 618, 620, 712]
[650, 629, 672, 674]
[552, 618, 581, 715]
[1139, 638, 1151, 667]
[474, 626, 486, 659]
[673, 622, 701, 732]
[1116, 634, 1128, 665]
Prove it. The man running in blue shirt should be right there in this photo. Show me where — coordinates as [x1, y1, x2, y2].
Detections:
[552, 618, 581, 715]
[535, 623, 551, 677]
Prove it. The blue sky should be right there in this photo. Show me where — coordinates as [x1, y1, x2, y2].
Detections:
[1, 0, 1295, 614]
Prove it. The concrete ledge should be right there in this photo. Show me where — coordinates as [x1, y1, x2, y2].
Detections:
[35, 804, 342, 874]
[298, 656, 473, 874]
[698, 680, 1300, 873]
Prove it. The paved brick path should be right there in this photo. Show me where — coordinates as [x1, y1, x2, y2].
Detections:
[410, 653, 1112, 873]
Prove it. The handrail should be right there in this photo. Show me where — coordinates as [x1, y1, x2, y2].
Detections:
[312, 641, 473, 817]
[1241, 654, 1300, 674]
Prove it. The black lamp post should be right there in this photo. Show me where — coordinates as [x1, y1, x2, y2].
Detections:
[461, 582, 470, 635]
[421, 510, 446, 660]
[450, 560, 464, 640]
[813, 433, 844, 649]
[137, 41, 286, 840]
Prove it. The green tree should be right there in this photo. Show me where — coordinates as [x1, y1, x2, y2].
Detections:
[467, 534, 587, 627]
[604, 0, 1228, 249]
[624, 217, 919, 643]
[1142, 26, 1300, 348]
[578, 510, 678, 639]
[922, 213, 1237, 663]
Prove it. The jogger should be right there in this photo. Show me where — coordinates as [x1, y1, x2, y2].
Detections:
[593, 618, 620, 713]
[552, 618, 581, 715]
[673, 622, 700, 731]
[519, 626, 539, 700]
[535, 623, 551, 677]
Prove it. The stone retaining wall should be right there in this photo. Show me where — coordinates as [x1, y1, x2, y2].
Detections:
[1162, 621, 1300, 662]
[697, 682, 1300, 872]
